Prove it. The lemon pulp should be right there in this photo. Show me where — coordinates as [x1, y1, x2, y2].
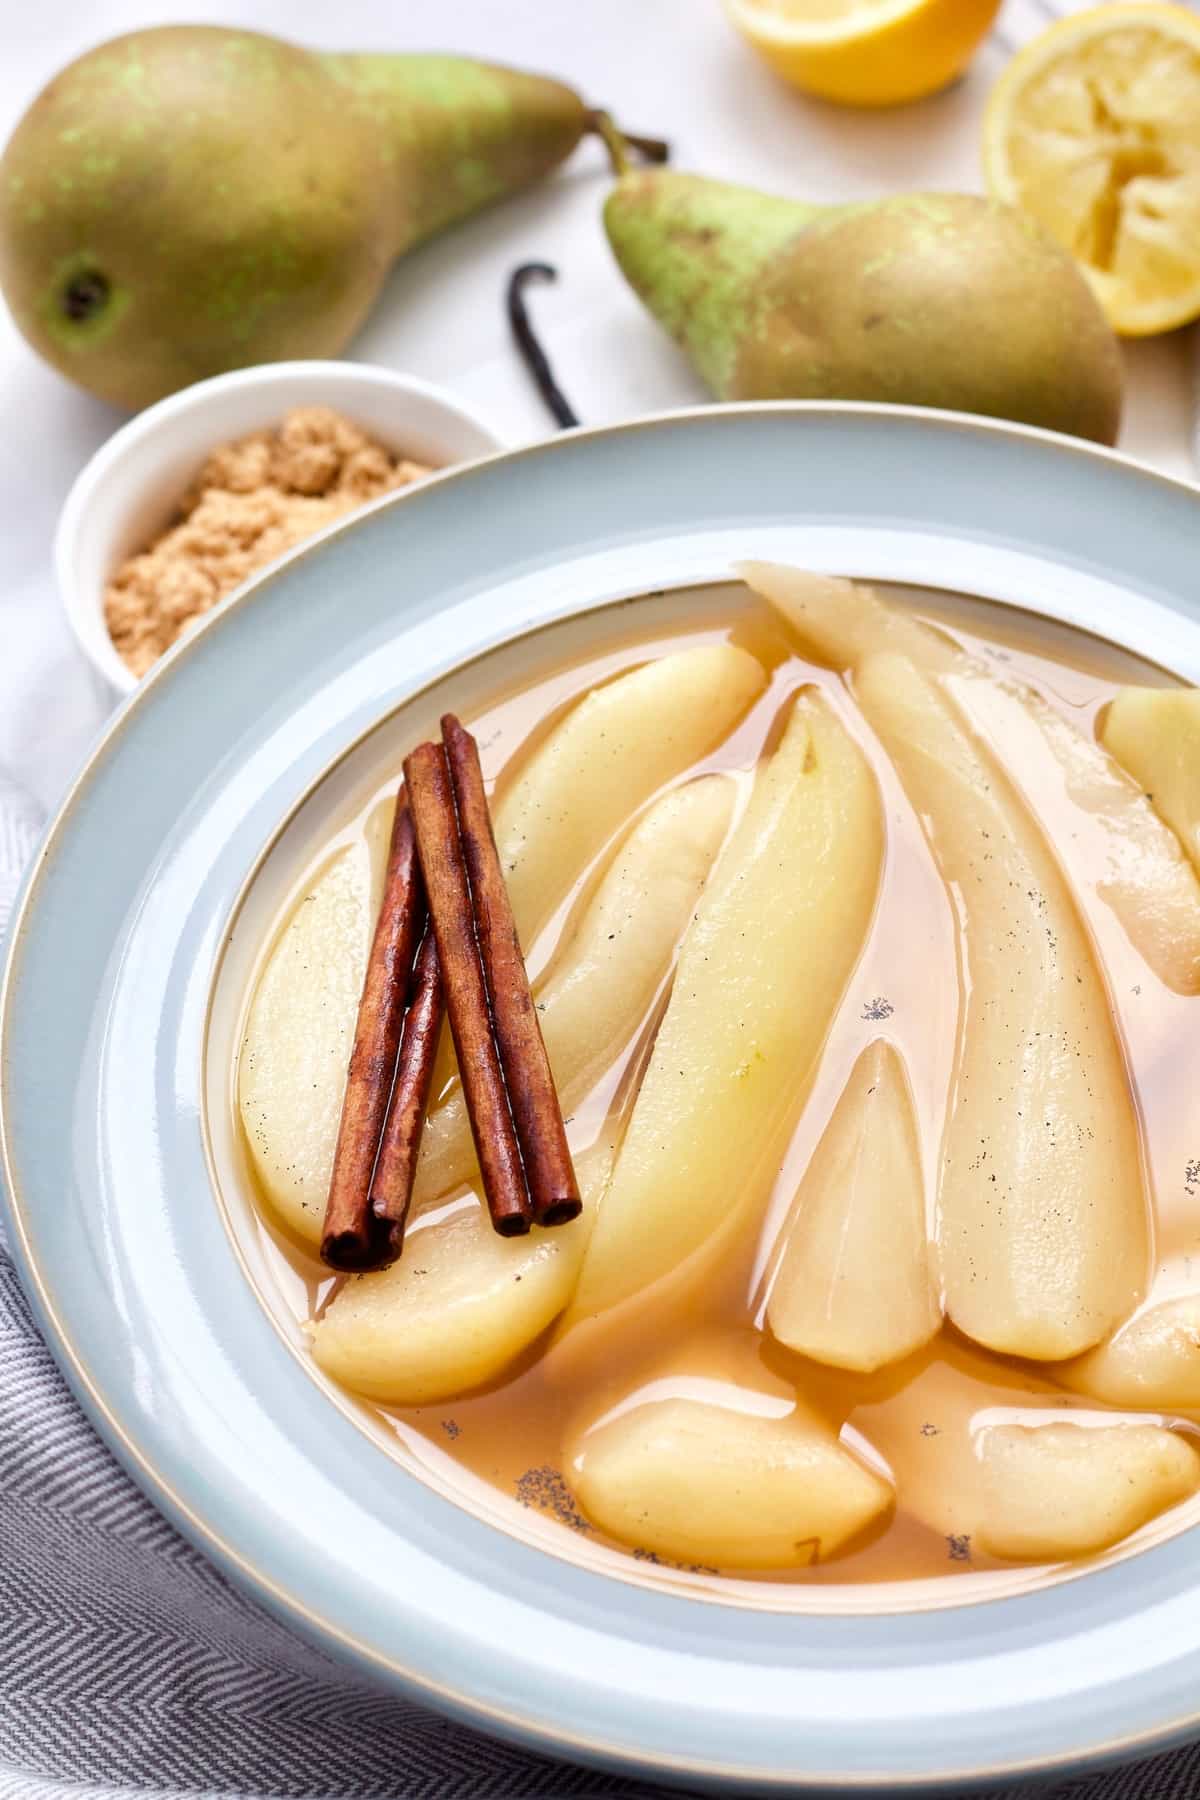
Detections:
[984, 6, 1200, 335]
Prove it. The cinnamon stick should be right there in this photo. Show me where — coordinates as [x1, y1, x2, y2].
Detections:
[369, 927, 445, 1255]
[321, 794, 425, 1272]
[403, 738, 533, 1237]
[441, 715, 581, 1227]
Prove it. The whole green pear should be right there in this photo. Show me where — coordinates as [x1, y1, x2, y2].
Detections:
[0, 26, 598, 410]
[605, 171, 1123, 445]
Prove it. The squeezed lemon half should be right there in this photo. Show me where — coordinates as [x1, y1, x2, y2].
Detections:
[983, 4, 1200, 336]
[723, 0, 1003, 108]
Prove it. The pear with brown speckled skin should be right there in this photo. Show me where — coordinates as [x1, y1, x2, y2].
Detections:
[605, 170, 1123, 445]
[0, 26, 596, 410]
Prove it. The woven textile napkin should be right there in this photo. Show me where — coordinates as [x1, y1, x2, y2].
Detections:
[0, 777, 39, 950]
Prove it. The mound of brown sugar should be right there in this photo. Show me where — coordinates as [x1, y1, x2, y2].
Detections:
[104, 407, 433, 677]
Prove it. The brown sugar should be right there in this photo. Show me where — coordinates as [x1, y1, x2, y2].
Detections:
[104, 407, 433, 677]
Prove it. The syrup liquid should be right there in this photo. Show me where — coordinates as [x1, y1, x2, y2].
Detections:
[235, 585, 1200, 1611]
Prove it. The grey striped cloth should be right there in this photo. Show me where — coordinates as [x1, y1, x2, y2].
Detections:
[0, 777, 39, 949]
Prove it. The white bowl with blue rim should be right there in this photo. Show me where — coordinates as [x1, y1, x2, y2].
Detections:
[6, 402, 1200, 1793]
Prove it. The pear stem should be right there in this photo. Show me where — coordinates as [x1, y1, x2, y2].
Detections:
[584, 109, 669, 176]
[506, 264, 580, 431]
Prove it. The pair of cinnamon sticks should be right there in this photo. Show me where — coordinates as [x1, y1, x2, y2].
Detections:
[320, 714, 579, 1272]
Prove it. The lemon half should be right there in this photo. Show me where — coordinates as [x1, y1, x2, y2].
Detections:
[724, 0, 1004, 108]
[984, 4, 1200, 336]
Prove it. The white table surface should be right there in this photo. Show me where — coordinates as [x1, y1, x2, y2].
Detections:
[3, 0, 1196, 811]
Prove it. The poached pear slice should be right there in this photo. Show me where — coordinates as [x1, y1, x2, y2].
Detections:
[569, 1392, 892, 1570]
[239, 808, 392, 1250]
[853, 651, 1147, 1361]
[1058, 1295, 1200, 1412]
[312, 1146, 610, 1405]
[1102, 687, 1200, 878]
[493, 642, 763, 951]
[566, 688, 883, 1327]
[976, 1424, 1200, 1561]
[858, 1354, 1200, 1562]
[767, 1041, 941, 1374]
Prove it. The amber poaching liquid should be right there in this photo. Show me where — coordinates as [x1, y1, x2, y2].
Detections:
[233, 582, 1200, 1613]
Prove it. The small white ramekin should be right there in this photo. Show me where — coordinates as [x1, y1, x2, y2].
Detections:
[55, 361, 505, 695]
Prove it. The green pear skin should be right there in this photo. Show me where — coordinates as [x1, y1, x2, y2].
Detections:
[605, 171, 1123, 445]
[0, 27, 589, 409]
